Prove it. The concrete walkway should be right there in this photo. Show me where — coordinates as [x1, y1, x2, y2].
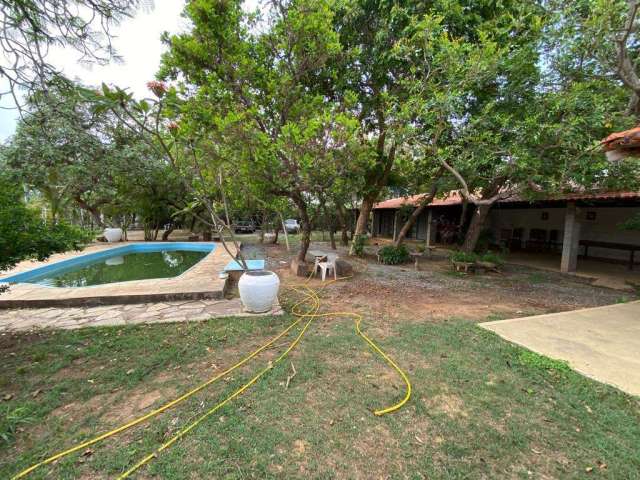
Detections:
[480, 301, 640, 396]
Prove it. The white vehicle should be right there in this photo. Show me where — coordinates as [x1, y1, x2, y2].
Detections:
[284, 218, 300, 233]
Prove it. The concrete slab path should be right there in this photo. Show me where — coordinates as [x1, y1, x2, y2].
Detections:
[480, 301, 640, 396]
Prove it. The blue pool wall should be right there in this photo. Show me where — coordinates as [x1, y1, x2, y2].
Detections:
[0, 242, 216, 284]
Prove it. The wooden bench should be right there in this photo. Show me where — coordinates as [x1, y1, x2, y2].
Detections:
[580, 240, 640, 270]
[452, 261, 475, 273]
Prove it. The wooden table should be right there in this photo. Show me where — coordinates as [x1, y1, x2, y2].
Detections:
[580, 240, 639, 270]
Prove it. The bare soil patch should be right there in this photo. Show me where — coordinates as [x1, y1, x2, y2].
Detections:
[249, 240, 633, 323]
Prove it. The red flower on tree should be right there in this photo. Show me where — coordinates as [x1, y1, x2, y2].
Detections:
[146, 80, 168, 97]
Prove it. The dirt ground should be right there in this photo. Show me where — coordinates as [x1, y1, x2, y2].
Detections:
[3, 238, 639, 479]
[243, 239, 636, 323]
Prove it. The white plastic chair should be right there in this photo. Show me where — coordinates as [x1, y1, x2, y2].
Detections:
[313, 254, 327, 277]
[318, 253, 338, 281]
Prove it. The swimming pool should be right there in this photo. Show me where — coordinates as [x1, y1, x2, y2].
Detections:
[0, 243, 216, 287]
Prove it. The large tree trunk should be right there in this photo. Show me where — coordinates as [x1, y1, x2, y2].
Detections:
[393, 205, 426, 247]
[162, 222, 175, 241]
[336, 204, 350, 246]
[328, 214, 337, 250]
[349, 196, 374, 255]
[393, 179, 441, 247]
[461, 204, 492, 253]
[258, 211, 267, 243]
[293, 194, 311, 262]
[74, 196, 104, 228]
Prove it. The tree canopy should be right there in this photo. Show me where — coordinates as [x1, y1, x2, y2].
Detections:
[3, 0, 640, 265]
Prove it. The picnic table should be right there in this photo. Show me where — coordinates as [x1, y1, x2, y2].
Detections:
[580, 240, 639, 270]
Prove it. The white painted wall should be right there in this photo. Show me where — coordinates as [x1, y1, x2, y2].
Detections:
[489, 206, 640, 262]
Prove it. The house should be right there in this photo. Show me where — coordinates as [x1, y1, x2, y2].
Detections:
[372, 190, 640, 273]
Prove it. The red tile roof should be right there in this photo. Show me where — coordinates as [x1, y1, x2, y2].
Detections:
[373, 192, 464, 209]
[373, 190, 640, 209]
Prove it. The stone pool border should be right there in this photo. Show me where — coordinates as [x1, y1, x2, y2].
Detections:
[0, 242, 233, 309]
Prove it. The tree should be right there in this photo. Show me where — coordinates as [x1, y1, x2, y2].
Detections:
[0, 0, 143, 108]
[0, 171, 91, 273]
[5, 88, 118, 226]
[156, 0, 360, 262]
[433, 0, 640, 253]
[4, 85, 187, 235]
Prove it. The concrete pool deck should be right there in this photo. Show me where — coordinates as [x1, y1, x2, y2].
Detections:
[0, 298, 283, 332]
[480, 301, 640, 397]
[0, 242, 232, 308]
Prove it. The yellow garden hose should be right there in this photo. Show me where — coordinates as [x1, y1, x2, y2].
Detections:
[10, 290, 316, 480]
[12, 273, 411, 479]
[117, 285, 322, 478]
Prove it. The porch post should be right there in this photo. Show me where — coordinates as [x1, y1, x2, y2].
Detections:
[560, 202, 581, 273]
[426, 209, 433, 247]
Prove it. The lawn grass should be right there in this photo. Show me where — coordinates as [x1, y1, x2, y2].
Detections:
[1, 311, 639, 479]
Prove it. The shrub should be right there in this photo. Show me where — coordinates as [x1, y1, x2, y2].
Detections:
[378, 244, 410, 265]
[450, 251, 478, 263]
[1, 405, 34, 444]
[0, 174, 94, 271]
[479, 252, 504, 265]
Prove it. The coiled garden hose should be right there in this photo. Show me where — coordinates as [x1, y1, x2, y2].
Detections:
[12, 274, 411, 479]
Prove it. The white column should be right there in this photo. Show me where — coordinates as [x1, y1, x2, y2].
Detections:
[560, 202, 581, 273]
[426, 210, 433, 246]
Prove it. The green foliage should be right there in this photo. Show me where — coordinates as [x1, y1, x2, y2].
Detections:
[450, 251, 478, 263]
[479, 252, 504, 266]
[377, 244, 410, 265]
[0, 174, 93, 272]
[0, 1, 140, 105]
[0, 405, 34, 444]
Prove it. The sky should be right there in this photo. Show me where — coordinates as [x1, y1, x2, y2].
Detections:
[0, 1, 189, 142]
[0, 0, 266, 142]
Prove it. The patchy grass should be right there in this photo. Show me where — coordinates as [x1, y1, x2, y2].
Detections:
[526, 272, 550, 285]
[1, 311, 639, 479]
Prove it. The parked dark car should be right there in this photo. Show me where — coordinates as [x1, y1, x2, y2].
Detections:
[234, 221, 256, 233]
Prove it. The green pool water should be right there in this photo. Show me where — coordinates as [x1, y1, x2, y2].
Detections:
[30, 250, 208, 287]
